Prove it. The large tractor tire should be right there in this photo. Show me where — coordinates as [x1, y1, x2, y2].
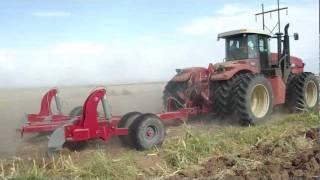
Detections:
[286, 72, 319, 112]
[210, 73, 246, 119]
[162, 81, 188, 111]
[118, 112, 142, 147]
[131, 114, 165, 150]
[232, 74, 273, 125]
[210, 80, 233, 119]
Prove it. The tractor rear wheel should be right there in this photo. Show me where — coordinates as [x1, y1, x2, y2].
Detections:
[131, 113, 165, 150]
[118, 112, 142, 147]
[163, 81, 188, 111]
[233, 74, 273, 125]
[286, 72, 319, 112]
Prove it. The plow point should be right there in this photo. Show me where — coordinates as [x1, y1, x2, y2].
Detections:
[48, 126, 66, 156]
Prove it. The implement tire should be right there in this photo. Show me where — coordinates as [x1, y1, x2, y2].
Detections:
[118, 112, 142, 147]
[132, 114, 165, 150]
[69, 106, 83, 117]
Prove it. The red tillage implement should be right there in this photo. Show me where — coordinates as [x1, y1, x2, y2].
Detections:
[21, 88, 70, 136]
[21, 87, 203, 153]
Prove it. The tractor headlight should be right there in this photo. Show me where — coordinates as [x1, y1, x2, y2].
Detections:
[291, 63, 296, 68]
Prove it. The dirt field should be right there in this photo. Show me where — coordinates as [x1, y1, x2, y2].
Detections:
[170, 127, 320, 179]
[0, 82, 166, 159]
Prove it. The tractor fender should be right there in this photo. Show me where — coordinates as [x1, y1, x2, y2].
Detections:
[290, 56, 304, 74]
[210, 61, 259, 81]
[171, 67, 209, 82]
[271, 53, 304, 74]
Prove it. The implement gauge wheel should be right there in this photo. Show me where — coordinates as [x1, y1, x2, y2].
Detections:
[232, 74, 273, 125]
[131, 113, 165, 150]
[118, 112, 142, 147]
[69, 106, 83, 117]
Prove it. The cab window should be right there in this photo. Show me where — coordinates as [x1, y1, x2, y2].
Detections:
[226, 34, 258, 61]
[258, 37, 269, 53]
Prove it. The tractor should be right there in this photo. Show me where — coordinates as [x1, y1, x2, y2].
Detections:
[163, 24, 319, 125]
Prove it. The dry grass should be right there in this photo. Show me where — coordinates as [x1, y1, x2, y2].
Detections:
[162, 112, 319, 170]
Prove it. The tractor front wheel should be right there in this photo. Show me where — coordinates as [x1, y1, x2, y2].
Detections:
[233, 74, 273, 125]
[210, 73, 246, 119]
[286, 72, 319, 112]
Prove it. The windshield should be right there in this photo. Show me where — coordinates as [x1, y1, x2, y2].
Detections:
[225, 34, 258, 61]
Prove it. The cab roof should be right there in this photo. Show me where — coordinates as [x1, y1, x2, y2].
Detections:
[218, 29, 271, 39]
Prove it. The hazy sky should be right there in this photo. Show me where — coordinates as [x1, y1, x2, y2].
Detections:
[0, 0, 318, 88]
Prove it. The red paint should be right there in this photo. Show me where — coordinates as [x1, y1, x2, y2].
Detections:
[267, 76, 286, 105]
[169, 67, 212, 112]
[158, 107, 201, 121]
[58, 88, 128, 142]
[271, 53, 304, 74]
[172, 67, 208, 82]
[22, 88, 201, 144]
[210, 59, 259, 81]
[27, 88, 67, 123]
[167, 59, 259, 112]
[166, 52, 305, 112]
[21, 120, 73, 136]
[63, 88, 201, 143]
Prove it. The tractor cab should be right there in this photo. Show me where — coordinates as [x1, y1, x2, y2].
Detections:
[218, 29, 271, 69]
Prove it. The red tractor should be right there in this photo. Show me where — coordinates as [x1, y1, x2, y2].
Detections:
[163, 24, 319, 125]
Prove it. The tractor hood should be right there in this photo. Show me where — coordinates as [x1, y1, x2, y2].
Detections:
[170, 59, 259, 82]
[209, 59, 259, 81]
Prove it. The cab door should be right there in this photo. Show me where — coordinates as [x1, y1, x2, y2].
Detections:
[258, 36, 271, 69]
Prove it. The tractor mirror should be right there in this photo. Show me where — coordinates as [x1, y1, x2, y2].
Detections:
[294, 33, 299, 40]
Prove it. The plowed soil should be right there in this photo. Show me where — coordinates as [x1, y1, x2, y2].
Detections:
[170, 128, 320, 179]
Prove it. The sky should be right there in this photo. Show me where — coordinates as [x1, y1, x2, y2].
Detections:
[0, 0, 319, 88]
